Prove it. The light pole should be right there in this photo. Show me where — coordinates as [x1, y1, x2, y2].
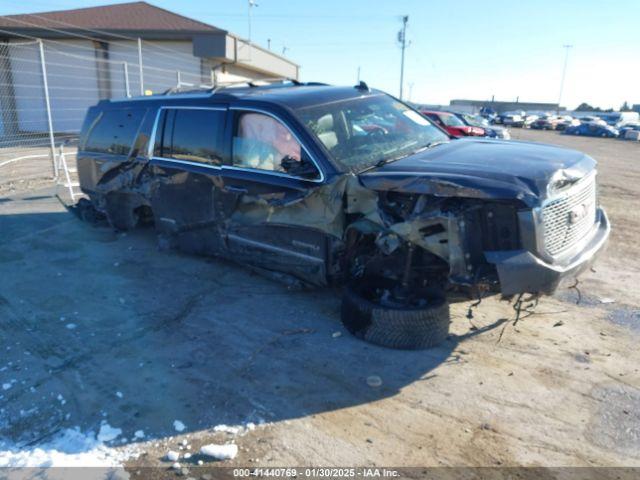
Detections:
[557, 44, 573, 114]
[398, 15, 409, 100]
[248, 0, 258, 45]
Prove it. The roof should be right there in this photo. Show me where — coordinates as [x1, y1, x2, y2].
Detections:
[0, 1, 223, 34]
[105, 84, 388, 111]
[420, 110, 453, 116]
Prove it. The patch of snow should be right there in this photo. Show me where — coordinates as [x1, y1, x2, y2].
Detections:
[213, 424, 241, 435]
[212, 420, 259, 437]
[133, 430, 145, 439]
[96, 422, 122, 443]
[0, 426, 137, 468]
[200, 443, 238, 460]
[165, 450, 179, 462]
[115, 391, 123, 399]
[2, 383, 12, 391]
[183, 452, 192, 460]
[173, 420, 186, 432]
[65, 323, 77, 330]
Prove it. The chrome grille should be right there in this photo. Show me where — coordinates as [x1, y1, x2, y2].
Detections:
[541, 174, 597, 257]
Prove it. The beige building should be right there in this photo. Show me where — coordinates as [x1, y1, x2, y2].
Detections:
[0, 1, 299, 136]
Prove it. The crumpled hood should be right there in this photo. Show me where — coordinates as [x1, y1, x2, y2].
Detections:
[358, 137, 596, 207]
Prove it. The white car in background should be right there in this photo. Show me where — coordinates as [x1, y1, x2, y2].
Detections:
[577, 115, 607, 126]
[556, 115, 581, 130]
[502, 111, 525, 127]
[522, 114, 540, 128]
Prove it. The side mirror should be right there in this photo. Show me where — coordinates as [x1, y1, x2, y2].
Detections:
[281, 155, 319, 180]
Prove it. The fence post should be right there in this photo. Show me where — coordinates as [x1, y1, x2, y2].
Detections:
[137, 38, 144, 95]
[123, 62, 131, 98]
[38, 40, 57, 178]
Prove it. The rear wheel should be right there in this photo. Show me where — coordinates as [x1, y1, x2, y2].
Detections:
[341, 276, 450, 350]
[105, 192, 140, 231]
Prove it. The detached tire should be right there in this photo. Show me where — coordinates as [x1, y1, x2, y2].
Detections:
[341, 279, 450, 350]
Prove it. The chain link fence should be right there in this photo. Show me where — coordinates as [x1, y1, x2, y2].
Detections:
[0, 37, 213, 194]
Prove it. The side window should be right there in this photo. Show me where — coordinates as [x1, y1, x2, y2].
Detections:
[153, 108, 225, 166]
[84, 109, 145, 155]
[232, 112, 320, 180]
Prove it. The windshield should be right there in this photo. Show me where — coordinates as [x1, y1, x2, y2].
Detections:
[296, 94, 449, 173]
[462, 114, 488, 127]
[441, 114, 465, 127]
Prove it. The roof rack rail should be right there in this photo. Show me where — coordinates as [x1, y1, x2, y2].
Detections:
[210, 78, 328, 94]
[161, 84, 214, 95]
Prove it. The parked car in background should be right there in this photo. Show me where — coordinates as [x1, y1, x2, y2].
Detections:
[420, 110, 485, 137]
[556, 116, 581, 131]
[576, 115, 607, 126]
[564, 122, 619, 138]
[451, 112, 511, 139]
[479, 106, 497, 121]
[501, 111, 526, 127]
[522, 114, 540, 128]
[598, 111, 640, 128]
[619, 123, 640, 139]
[531, 115, 564, 130]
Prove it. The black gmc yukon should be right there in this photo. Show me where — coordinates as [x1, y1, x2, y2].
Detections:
[77, 81, 610, 349]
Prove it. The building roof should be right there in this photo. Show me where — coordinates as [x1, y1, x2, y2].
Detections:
[0, 1, 223, 34]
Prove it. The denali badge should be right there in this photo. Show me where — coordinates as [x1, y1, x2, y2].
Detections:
[568, 204, 588, 224]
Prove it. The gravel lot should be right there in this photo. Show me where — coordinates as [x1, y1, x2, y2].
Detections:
[0, 129, 638, 473]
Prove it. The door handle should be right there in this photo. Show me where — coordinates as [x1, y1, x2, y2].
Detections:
[225, 185, 248, 194]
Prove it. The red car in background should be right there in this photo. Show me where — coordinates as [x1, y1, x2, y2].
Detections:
[420, 110, 485, 138]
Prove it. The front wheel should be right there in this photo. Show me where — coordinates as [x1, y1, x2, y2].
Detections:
[341, 278, 450, 350]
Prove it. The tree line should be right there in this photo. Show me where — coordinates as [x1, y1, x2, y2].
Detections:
[575, 101, 634, 112]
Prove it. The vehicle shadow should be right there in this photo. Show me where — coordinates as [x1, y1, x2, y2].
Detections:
[0, 206, 505, 455]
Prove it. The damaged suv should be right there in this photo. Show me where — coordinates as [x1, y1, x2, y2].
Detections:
[77, 81, 610, 349]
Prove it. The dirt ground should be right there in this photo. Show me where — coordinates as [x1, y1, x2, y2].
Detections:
[0, 129, 639, 473]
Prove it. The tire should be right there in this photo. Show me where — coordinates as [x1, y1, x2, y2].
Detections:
[105, 192, 140, 231]
[341, 278, 450, 350]
[75, 198, 104, 225]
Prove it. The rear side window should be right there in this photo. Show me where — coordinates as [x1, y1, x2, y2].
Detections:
[153, 108, 225, 166]
[83, 109, 145, 155]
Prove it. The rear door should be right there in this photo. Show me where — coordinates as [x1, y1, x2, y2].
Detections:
[78, 106, 147, 195]
[148, 105, 228, 255]
[217, 107, 332, 285]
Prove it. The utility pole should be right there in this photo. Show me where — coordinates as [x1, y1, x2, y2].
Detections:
[248, 0, 258, 45]
[398, 15, 409, 100]
[357, 66, 361, 83]
[557, 44, 573, 114]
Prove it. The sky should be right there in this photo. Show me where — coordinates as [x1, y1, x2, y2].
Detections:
[1, 0, 638, 109]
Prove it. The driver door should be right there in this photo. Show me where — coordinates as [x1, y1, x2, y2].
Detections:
[218, 108, 333, 285]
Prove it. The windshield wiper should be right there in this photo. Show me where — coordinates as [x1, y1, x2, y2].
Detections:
[359, 140, 448, 173]
[420, 140, 448, 150]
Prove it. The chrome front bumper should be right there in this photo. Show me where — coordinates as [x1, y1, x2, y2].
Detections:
[484, 207, 610, 295]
